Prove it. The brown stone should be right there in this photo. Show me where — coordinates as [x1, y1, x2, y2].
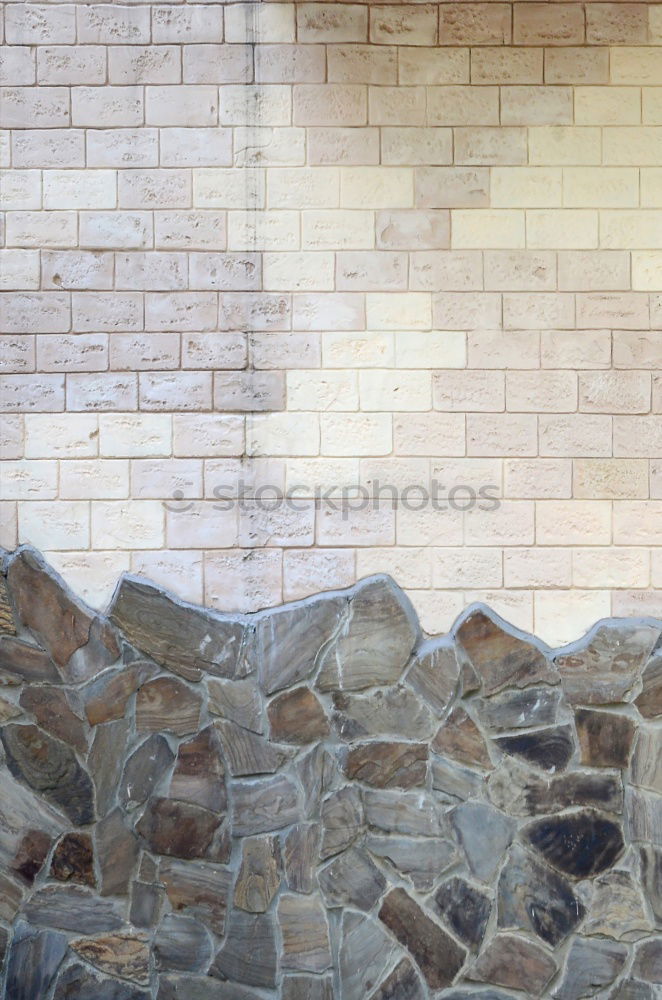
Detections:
[20, 685, 88, 753]
[88, 717, 129, 817]
[333, 686, 435, 742]
[0, 575, 15, 634]
[24, 885, 123, 934]
[406, 639, 462, 715]
[278, 893, 332, 973]
[640, 844, 662, 923]
[379, 888, 466, 990]
[83, 661, 156, 725]
[208, 676, 263, 732]
[320, 785, 363, 858]
[160, 859, 232, 936]
[631, 727, 662, 794]
[370, 959, 424, 1000]
[635, 653, 662, 718]
[137, 797, 221, 859]
[0, 695, 20, 722]
[268, 686, 330, 744]
[431, 705, 492, 769]
[295, 744, 337, 819]
[456, 608, 558, 695]
[12, 829, 51, 884]
[525, 809, 625, 878]
[555, 623, 659, 705]
[0, 767, 65, 870]
[319, 846, 387, 911]
[576, 708, 636, 768]
[169, 725, 226, 812]
[70, 933, 150, 985]
[498, 844, 584, 947]
[433, 877, 492, 951]
[0, 636, 60, 682]
[50, 833, 95, 887]
[234, 836, 281, 913]
[119, 734, 175, 812]
[283, 823, 320, 894]
[467, 933, 557, 996]
[257, 594, 346, 695]
[212, 911, 278, 988]
[136, 676, 202, 736]
[155, 913, 212, 973]
[363, 789, 448, 837]
[54, 963, 150, 1000]
[95, 808, 139, 896]
[583, 870, 652, 940]
[232, 774, 301, 836]
[431, 754, 485, 800]
[344, 741, 427, 789]
[215, 719, 290, 775]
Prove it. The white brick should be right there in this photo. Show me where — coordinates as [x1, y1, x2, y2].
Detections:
[91, 500, 165, 549]
[60, 460, 129, 500]
[19, 501, 89, 550]
[43, 170, 116, 211]
[25, 413, 98, 458]
[99, 414, 172, 458]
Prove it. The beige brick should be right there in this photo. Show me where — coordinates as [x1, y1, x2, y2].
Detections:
[318, 500, 395, 547]
[307, 127, 379, 166]
[575, 86, 641, 126]
[38, 333, 107, 373]
[288, 371, 358, 412]
[398, 47, 469, 85]
[79, 212, 152, 250]
[410, 251, 483, 291]
[60, 459, 129, 500]
[91, 500, 165, 549]
[579, 371, 651, 414]
[1, 292, 70, 335]
[340, 167, 413, 209]
[109, 47, 180, 86]
[357, 545, 431, 589]
[20, 501, 90, 551]
[110, 332, 180, 371]
[252, 332, 320, 370]
[44, 170, 116, 211]
[189, 253, 260, 292]
[72, 86, 144, 128]
[408, 590, 466, 635]
[433, 370, 504, 411]
[576, 292, 650, 330]
[471, 48, 543, 85]
[327, 45, 395, 85]
[370, 5, 437, 46]
[491, 168, 562, 208]
[504, 547, 572, 588]
[440, 3, 511, 45]
[295, 289, 360, 334]
[0, 416, 24, 461]
[145, 86, 218, 127]
[644, 90, 662, 126]
[545, 328, 611, 374]
[468, 329, 540, 369]
[297, 3, 366, 43]
[225, 4, 295, 45]
[545, 47, 609, 84]
[395, 330, 466, 369]
[131, 458, 202, 500]
[42, 250, 113, 291]
[587, 3, 648, 44]
[529, 126, 601, 165]
[465, 500, 535, 545]
[613, 501, 662, 544]
[537, 499, 611, 545]
[321, 412, 389, 456]
[185, 44, 253, 85]
[220, 84, 291, 127]
[141, 372, 212, 411]
[452, 209, 525, 249]
[527, 209, 598, 249]
[0, 87, 70, 129]
[86, 129, 158, 169]
[614, 331, 662, 370]
[368, 86, 425, 126]
[467, 413, 537, 456]
[229, 210, 299, 252]
[294, 84, 366, 127]
[397, 504, 463, 547]
[152, 5, 223, 44]
[564, 167, 638, 209]
[514, 3, 585, 45]
[6, 5, 76, 45]
[484, 250, 556, 291]
[641, 168, 662, 205]
[636, 251, 662, 291]
[455, 127, 527, 166]
[182, 332, 247, 370]
[131, 550, 203, 604]
[376, 209, 450, 250]
[601, 209, 662, 248]
[173, 413, 244, 457]
[0, 374, 65, 412]
[115, 252, 187, 292]
[303, 210, 373, 250]
[25, 413, 98, 459]
[268, 167, 338, 210]
[504, 458, 572, 498]
[382, 128, 453, 166]
[360, 370, 431, 411]
[366, 291, 431, 330]
[0, 249, 40, 291]
[67, 373, 137, 412]
[99, 413, 172, 458]
[284, 548, 355, 601]
[611, 48, 662, 85]
[193, 168, 264, 210]
[433, 291, 502, 328]
[1, 460, 57, 501]
[248, 412, 320, 456]
[574, 548, 649, 589]
[393, 413, 465, 456]
[234, 126, 306, 167]
[205, 548, 282, 613]
[264, 252, 334, 292]
[574, 458, 649, 499]
[336, 251, 407, 292]
[558, 251, 630, 291]
[77, 4, 150, 44]
[322, 330, 394, 369]
[427, 86, 498, 126]
[539, 414, 612, 456]
[507, 370, 577, 412]
[73, 292, 142, 333]
[500, 85, 573, 125]
[536, 590, 611, 646]
[254, 44, 322, 85]
[38, 46, 106, 86]
[432, 547, 503, 589]
[13, 130, 85, 170]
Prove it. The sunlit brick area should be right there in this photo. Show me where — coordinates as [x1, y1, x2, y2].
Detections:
[2, 1, 662, 643]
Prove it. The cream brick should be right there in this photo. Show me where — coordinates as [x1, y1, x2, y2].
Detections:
[396, 331, 466, 369]
[264, 252, 334, 292]
[576, 292, 650, 330]
[173, 413, 244, 458]
[563, 167, 638, 209]
[0, 335, 34, 375]
[454, 127, 527, 166]
[308, 128, 379, 166]
[293, 292, 364, 332]
[131, 458, 202, 500]
[611, 48, 662, 85]
[336, 251, 406, 292]
[574, 87, 641, 126]
[545, 47, 609, 85]
[0, 250, 40, 291]
[115, 252, 187, 292]
[468, 329, 540, 369]
[256, 44, 325, 84]
[283, 548, 354, 601]
[1, 292, 70, 335]
[501, 85, 573, 125]
[110, 332, 180, 371]
[268, 168, 338, 209]
[504, 547, 572, 588]
[527, 209, 598, 249]
[407, 590, 466, 636]
[398, 47, 469, 85]
[48, 551, 131, 610]
[574, 548, 649, 589]
[557, 251, 630, 291]
[60, 459, 129, 500]
[145, 292, 217, 332]
[484, 250, 556, 291]
[440, 3, 511, 45]
[0, 47, 36, 87]
[634, 252, 662, 291]
[394, 413, 465, 456]
[298, 4, 366, 43]
[99, 414, 172, 458]
[155, 211, 226, 251]
[366, 292, 431, 330]
[613, 501, 662, 545]
[5, 5, 75, 45]
[504, 458, 572, 498]
[44, 170, 116, 211]
[369, 86, 425, 126]
[248, 412, 319, 456]
[72, 87, 144, 128]
[42, 250, 113, 291]
[25, 413, 98, 458]
[397, 504, 463, 547]
[80, 212, 152, 250]
[225, 4, 295, 45]
[1, 461, 57, 501]
[327, 45, 395, 85]
[91, 500, 164, 549]
[145, 86, 218, 127]
[359, 370, 431, 411]
[452, 210, 525, 249]
[120, 169, 190, 211]
[490, 168, 562, 208]
[587, 3, 648, 44]
[252, 332, 320, 371]
[220, 84, 291, 127]
[539, 414, 612, 457]
[38, 333, 107, 373]
[183, 332, 247, 370]
[471, 48, 543, 85]
[189, 253, 260, 292]
[108, 46, 180, 86]
[641, 168, 662, 205]
[642, 89, 662, 125]
[77, 5, 150, 44]
[287, 370, 357, 412]
[322, 331, 394, 369]
[529, 126, 601, 165]
[574, 458, 649, 499]
[67, 373, 137, 412]
[294, 85, 366, 127]
[433, 546, 503, 589]
[229, 211, 299, 251]
[615, 417, 662, 457]
[370, 5, 437, 46]
[613, 331, 662, 369]
[0, 415, 25, 462]
[467, 413, 537, 456]
[0, 170, 41, 211]
[38, 46, 106, 86]
[535, 590, 611, 646]
[504, 291, 575, 329]
[184, 44, 253, 85]
[537, 499, 611, 545]
[320, 412, 390, 456]
[601, 209, 662, 248]
[382, 129, 453, 167]
[433, 370, 504, 411]
[141, 372, 212, 411]
[72, 292, 142, 333]
[507, 370, 577, 412]
[465, 500, 535, 545]
[20, 501, 90, 551]
[152, 5, 223, 44]
[410, 251, 483, 292]
[302, 210, 373, 251]
[131, 550, 203, 605]
[356, 546, 429, 589]
[205, 549, 282, 613]
[579, 371, 651, 414]
[427, 86, 498, 126]
[433, 291, 502, 328]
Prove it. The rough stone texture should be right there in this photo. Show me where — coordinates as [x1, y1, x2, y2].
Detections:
[0, 549, 660, 999]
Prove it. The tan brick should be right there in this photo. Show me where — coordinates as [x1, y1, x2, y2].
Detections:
[433, 370, 504, 411]
[504, 458, 572, 498]
[574, 458, 649, 499]
[484, 250, 556, 291]
[501, 85, 573, 125]
[297, 3, 367, 43]
[440, 3, 511, 45]
[643, 89, 662, 126]
[641, 168, 662, 205]
[382, 128, 452, 166]
[514, 3, 585, 45]
[491, 167, 562, 207]
[370, 5, 437, 46]
[537, 499, 611, 545]
[454, 126, 527, 165]
[427, 86, 499, 126]
[611, 48, 662, 85]
[294, 84, 366, 126]
[529, 126, 601, 165]
[398, 47, 469, 85]
[507, 370, 577, 412]
[558, 251, 630, 291]
[539, 414, 612, 456]
[587, 3, 648, 44]
[575, 86, 641, 126]
[471, 48, 543, 85]
[369, 86, 425, 126]
[576, 292, 650, 330]
[503, 291, 575, 329]
[544, 47, 609, 85]
[468, 329, 540, 369]
[467, 413, 537, 456]
[327, 45, 396, 85]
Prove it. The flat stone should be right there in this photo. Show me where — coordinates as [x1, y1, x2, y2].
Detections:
[0, 871, 24, 921]
[109, 575, 247, 681]
[319, 846, 387, 910]
[369, 960, 424, 1000]
[71, 933, 150, 985]
[498, 844, 584, 947]
[296, 744, 337, 819]
[610, 982, 656, 1000]
[258, 594, 345, 694]
[169, 725, 226, 812]
[216, 718, 290, 775]
[632, 940, 662, 983]
[477, 686, 562, 730]
[406, 638, 462, 715]
[631, 728, 662, 794]
[20, 684, 88, 754]
[5, 921, 68, 1000]
[639, 845, 662, 922]
[344, 741, 427, 789]
[320, 785, 363, 858]
[525, 809, 625, 878]
[269, 686, 330, 744]
[379, 888, 466, 990]
[431, 705, 492, 770]
[130, 881, 162, 929]
[208, 676, 263, 732]
[232, 774, 300, 836]
[12, 829, 51, 885]
[363, 789, 449, 837]
[87, 717, 129, 818]
[554, 937, 628, 999]
[339, 911, 396, 1000]
[136, 676, 202, 736]
[0, 635, 60, 683]
[432, 877, 492, 950]
[7, 548, 93, 670]
[635, 653, 662, 718]
[234, 836, 281, 913]
[83, 661, 156, 726]
[66, 615, 122, 686]
[0, 768, 64, 869]
[23, 885, 123, 934]
[583, 870, 652, 940]
[488, 760, 623, 817]
[119, 734, 175, 812]
[95, 808, 139, 896]
[282, 975, 334, 1000]
[431, 754, 485, 800]
[576, 708, 636, 768]
[456, 608, 557, 696]
[626, 787, 662, 845]
[495, 724, 575, 773]
[333, 686, 435, 742]
[159, 977, 262, 1000]
[450, 802, 516, 882]
[279, 893, 332, 973]
[366, 833, 457, 890]
[555, 623, 659, 705]
[1, 723, 95, 825]
[155, 913, 212, 973]
[160, 859, 231, 936]
[55, 963, 150, 1000]
[0, 693, 21, 722]
[50, 833, 95, 887]
[0, 573, 15, 634]
[283, 822, 320, 894]
[467, 933, 557, 997]
[212, 911, 278, 988]
[137, 797, 221, 859]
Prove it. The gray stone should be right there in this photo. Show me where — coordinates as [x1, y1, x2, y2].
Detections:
[212, 911, 278, 988]
[344, 741, 428, 789]
[468, 933, 557, 997]
[632, 940, 662, 983]
[369, 959, 424, 1000]
[95, 807, 139, 896]
[379, 887, 466, 990]
[169, 725, 226, 812]
[155, 913, 212, 972]
[234, 836, 281, 913]
[432, 876, 492, 950]
[0, 768, 64, 869]
[431, 705, 492, 769]
[339, 911, 397, 1000]
[498, 844, 584, 946]
[554, 937, 628, 999]
[130, 881, 162, 929]
[583, 870, 652, 940]
[318, 846, 386, 910]
[5, 921, 68, 1000]
[631, 727, 662, 794]
[23, 885, 123, 933]
[406, 637, 462, 715]
[363, 789, 449, 837]
[55, 962, 150, 1000]
[160, 858, 231, 936]
[283, 823, 320, 894]
[208, 676, 263, 732]
[158, 978, 261, 1000]
[215, 719, 290, 775]
[70, 933, 150, 985]
[555, 623, 659, 705]
[119, 734, 175, 811]
[456, 608, 557, 695]
[366, 834, 457, 891]
[640, 845, 662, 923]
[257, 594, 345, 694]
[20, 684, 88, 753]
[488, 759, 623, 817]
[320, 785, 363, 859]
[282, 975, 334, 1000]
[137, 797, 222, 859]
[88, 718, 129, 817]
[476, 685, 562, 730]
[0, 871, 24, 922]
[279, 893, 332, 973]
[627, 787, 662, 845]
[333, 686, 434, 742]
[431, 754, 485, 799]
[450, 801, 516, 882]
[0, 635, 60, 683]
[635, 652, 662, 718]
[610, 982, 656, 1000]
[295, 745, 337, 819]
[232, 774, 300, 836]
[136, 676, 202, 736]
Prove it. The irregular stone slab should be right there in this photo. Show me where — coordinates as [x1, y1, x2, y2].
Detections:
[555, 623, 659, 705]
[610, 982, 656, 1000]
[456, 608, 557, 696]
[279, 893, 332, 973]
[467, 933, 556, 997]
[344, 741, 427, 789]
[495, 725, 575, 774]
[83, 662, 156, 726]
[257, 594, 345, 695]
[443, 993, 519, 1000]
[20, 685, 88, 754]
[296, 744, 337, 819]
[71, 933, 150, 985]
[0, 574, 15, 634]
[626, 787, 662, 845]
[632, 940, 662, 983]
[50, 833, 95, 887]
[631, 728, 662, 794]
[525, 809, 625, 878]
[130, 881, 162, 930]
[109, 575, 247, 681]
[318, 846, 386, 910]
[96, 808, 139, 896]
[432, 877, 492, 950]
[369, 959, 424, 1000]
[160, 859, 231, 936]
[23, 885, 123, 933]
[583, 870, 652, 940]
[7, 548, 94, 669]
[431, 754, 485, 800]
[269, 686, 330, 744]
[554, 937, 628, 999]
[170, 726, 226, 812]
[0, 635, 60, 683]
[154, 913, 212, 973]
[234, 836, 281, 913]
[159, 977, 262, 1000]
[208, 676, 264, 732]
[498, 844, 584, 947]
[379, 888, 466, 990]
[367, 833, 457, 891]
[212, 911, 278, 988]
[333, 686, 434, 742]
[0, 871, 24, 921]
[0, 768, 64, 869]
[320, 785, 363, 858]
[488, 759, 623, 817]
[639, 844, 662, 922]
[575, 708, 636, 768]
[12, 829, 51, 885]
[55, 963, 150, 1000]
[477, 686, 562, 730]
[0, 694, 20, 722]
[232, 774, 300, 836]
[431, 705, 492, 770]
[339, 911, 396, 1000]
[119, 734, 175, 812]
[363, 789, 449, 837]
[283, 822, 320, 894]
[406, 638, 462, 715]
[450, 802, 516, 882]
[137, 797, 221, 859]
[283, 975, 334, 1000]
[635, 653, 662, 718]
[5, 921, 68, 1000]
[88, 718, 129, 817]
[136, 676, 202, 736]
[1, 723, 95, 825]
[216, 719, 290, 775]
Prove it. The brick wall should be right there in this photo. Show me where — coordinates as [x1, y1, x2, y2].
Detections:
[2, 0, 662, 645]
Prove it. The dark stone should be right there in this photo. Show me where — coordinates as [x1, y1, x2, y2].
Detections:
[369, 958, 424, 1000]
[498, 844, 584, 946]
[406, 638, 462, 715]
[525, 809, 625, 878]
[23, 885, 123, 933]
[576, 708, 636, 768]
[136, 797, 221, 859]
[20, 684, 88, 754]
[88, 718, 129, 817]
[83, 661, 156, 725]
[160, 858, 231, 936]
[632, 940, 662, 983]
[339, 911, 394, 1000]
[130, 881, 162, 929]
[215, 719, 290, 776]
[635, 653, 662, 718]
[70, 933, 150, 985]
[268, 686, 330, 743]
[279, 893, 332, 973]
[50, 832, 95, 886]
[432, 876, 492, 949]
[208, 676, 263, 732]
[0, 871, 23, 922]
[555, 623, 659, 705]
[109, 574, 248, 681]
[282, 975, 334, 1000]
[344, 741, 427, 789]
[320, 785, 363, 858]
[154, 913, 212, 973]
[431, 705, 491, 769]
[378, 888, 466, 990]
[477, 685, 562, 730]
[234, 836, 281, 913]
[487, 759, 623, 816]
[119, 734, 175, 812]
[12, 829, 51, 884]
[467, 933, 557, 996]
[456, 608, 557, 695]
[318, 846, 386, 910]
[1, 723, 95, 825]
[554, 937, 628, 999]
[136, 676, 202, 736]
[640, 844, 662, 923]
[95, 808, 139, 895]
[257, 594, 345, 694]
[169, 725, 226, 812]
[495, 724, 575, 773]
[232, 774, 300, 836]
[333, 686, 434, 742]
[54, 963, 150, 1000]
[0, 636, 60, 682]
[212, 911, 278, 988]
[450, 801, 516, 882]
[283, 823, 320, 893]
[4, 921, 68, 1000]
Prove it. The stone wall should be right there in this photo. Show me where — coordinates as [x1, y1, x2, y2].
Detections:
[4, 1, 662, 647]
[0, 544, 660, 998]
